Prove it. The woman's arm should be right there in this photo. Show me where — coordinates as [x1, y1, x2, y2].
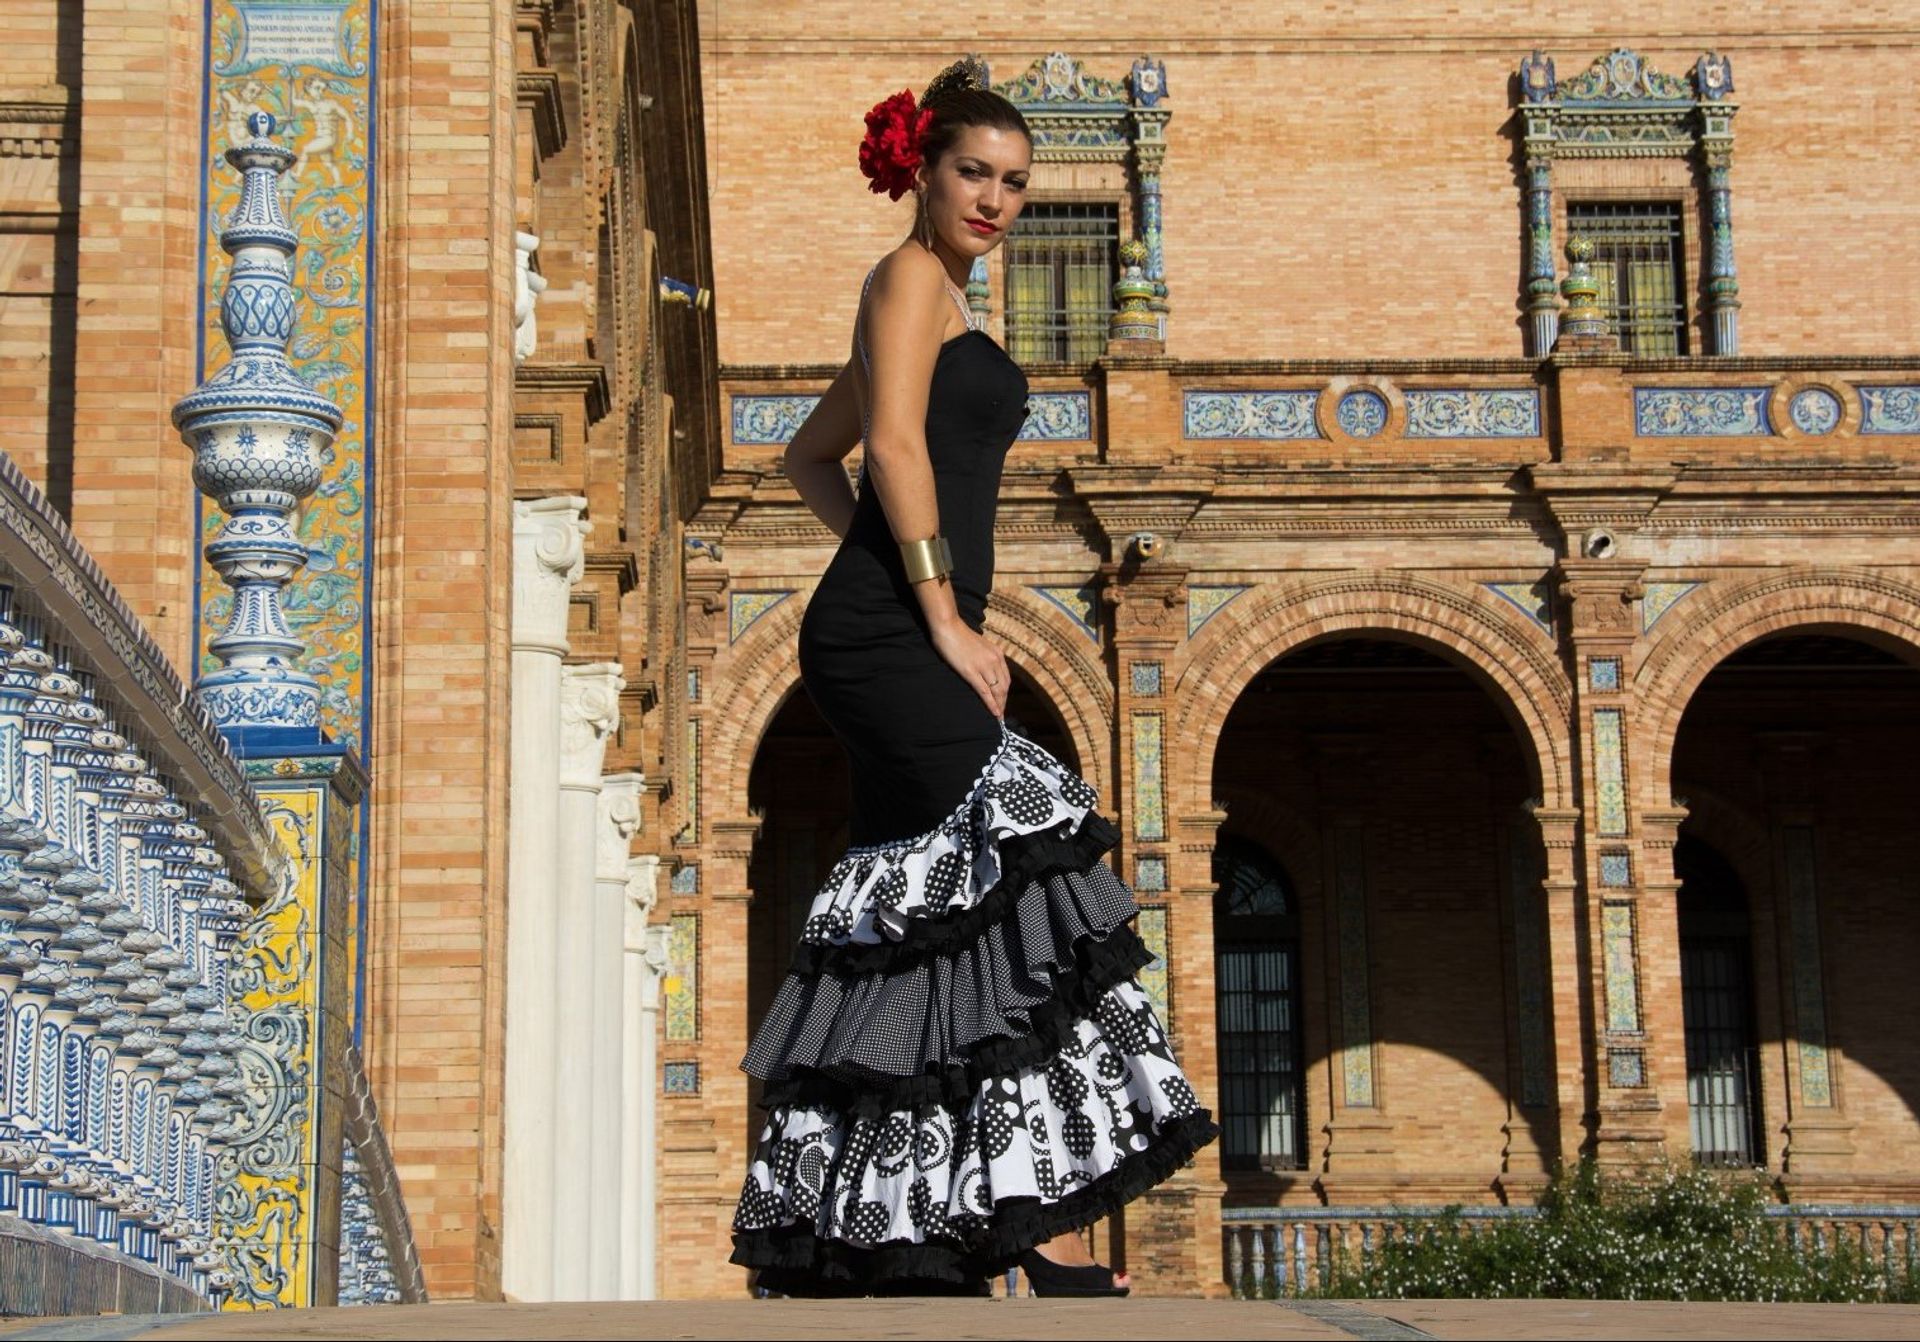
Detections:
[782, 360, 862, 540]
[858, 248, 965, 634]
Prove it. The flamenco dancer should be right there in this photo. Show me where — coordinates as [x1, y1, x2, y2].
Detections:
[729, 57, 1218, 1297]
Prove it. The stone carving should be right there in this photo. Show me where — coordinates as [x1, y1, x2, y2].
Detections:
[511, 498, 590, 656]
[513, 232, 549, 366]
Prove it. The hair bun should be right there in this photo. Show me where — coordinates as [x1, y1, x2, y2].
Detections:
[921, 54, 990, 104]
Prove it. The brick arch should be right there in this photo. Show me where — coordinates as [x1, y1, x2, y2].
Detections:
[984, 588, 1115, 800]
[704, 594, 809, 820]
[1634, 567, 1920, 801]
[705, 583, 1119, 819]
[1174, 574, 1574, 809]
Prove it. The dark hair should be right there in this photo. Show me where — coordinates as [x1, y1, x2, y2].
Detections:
[918, 64, 1030, 171]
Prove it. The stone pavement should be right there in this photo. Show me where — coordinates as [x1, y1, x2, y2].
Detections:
[6, 1299, 1920, 1341]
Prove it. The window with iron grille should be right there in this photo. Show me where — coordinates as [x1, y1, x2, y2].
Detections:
[1213, 836, 1305, 1171]
[1566, 201, 1689, 355]
[1002, 203, 1117, 364]
[1676, 835, 1764, 1168]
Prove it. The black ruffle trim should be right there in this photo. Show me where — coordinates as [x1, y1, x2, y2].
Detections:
[729, 1109, 1221, 1294]
[787, 810, 1122, 977]
[756, 924, 1154, 1117]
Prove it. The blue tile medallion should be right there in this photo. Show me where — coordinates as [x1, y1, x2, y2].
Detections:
[1336, 389, 1388, 438]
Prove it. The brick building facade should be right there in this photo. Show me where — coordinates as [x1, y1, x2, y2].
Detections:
[684, 5, 1920, 1299]
[2, 0, 1917, 1306]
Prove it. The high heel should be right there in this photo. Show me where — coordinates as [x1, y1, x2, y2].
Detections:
[1017, 1247, 1131, 1297]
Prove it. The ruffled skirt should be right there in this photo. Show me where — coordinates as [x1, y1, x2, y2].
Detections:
[729, 722, 1219, 1292]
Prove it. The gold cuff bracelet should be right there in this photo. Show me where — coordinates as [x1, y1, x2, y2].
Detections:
[899, 534, 954, 584]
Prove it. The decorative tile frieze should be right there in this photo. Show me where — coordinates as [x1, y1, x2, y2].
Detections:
[1485, 580, 1553, 633]
[1781, 826, 1832, 1107]
[1403, 389, 1541, 438]
[1640, 580, 1701, 632]
[662, 1061, 700, 1095]
[1633, 387, 1772, 436]
[1130, 661, 1162, 697]
[669, 863, 698, 895]
[1136, 905, 1170, 1025]
[1182, 390, 1321, 440]
[1019, 391, 1092, 440]
[1134, 854, 1167, 891]
[1858, 384, 1920, 435]
[1592, 708, 1628, 837]
[1186, 585, 1248, 637]
[1588, 656, 1621, 691]
[1129, 712, 1166, 841]
[1031, 583, 1100, 642]
[1601, 900, 1642, 1034]
[687, 667, 700, 703]
[1333, 826, 1376, 1107]
[664, 912, 699, 1043]
[728, 590, 792, 644]
[730, 394, 818, 445]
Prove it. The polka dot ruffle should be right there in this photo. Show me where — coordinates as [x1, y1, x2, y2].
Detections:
[800, 722, 1102, 949]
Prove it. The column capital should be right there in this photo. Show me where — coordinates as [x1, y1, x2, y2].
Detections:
[596, 772, 645, 883]
[624, 854, 662, 947]
[558, 662, 624, 790]
[513, 496, 591, 655]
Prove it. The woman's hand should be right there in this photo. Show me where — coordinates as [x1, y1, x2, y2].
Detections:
[929, 615, 1008, 720]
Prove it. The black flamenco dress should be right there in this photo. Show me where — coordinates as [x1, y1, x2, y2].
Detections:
[728, 265, 1218, 1293]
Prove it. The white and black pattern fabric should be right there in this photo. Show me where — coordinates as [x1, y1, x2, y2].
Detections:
[731, 725, 1219, 1293]
[744, 863, 1146, 1097]
[799, 722, 1102, 948]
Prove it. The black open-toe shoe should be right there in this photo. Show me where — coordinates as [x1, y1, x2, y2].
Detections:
[1017, 1247, 1131, 1297]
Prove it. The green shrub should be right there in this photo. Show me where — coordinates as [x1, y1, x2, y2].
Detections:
[1270, 1161, 1916, 1302]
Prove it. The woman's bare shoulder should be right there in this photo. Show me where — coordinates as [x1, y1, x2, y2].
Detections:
[866, 245, 946, 303]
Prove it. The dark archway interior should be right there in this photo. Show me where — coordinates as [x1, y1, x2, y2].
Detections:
[1671, 631, 1920, 1174]
[1211, 635, 1551, 1194]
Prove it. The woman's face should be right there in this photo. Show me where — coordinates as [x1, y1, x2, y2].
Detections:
[917, 125, 1031, 259]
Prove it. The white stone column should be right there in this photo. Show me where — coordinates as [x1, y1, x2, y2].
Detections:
[503, 496, 589, 1301]
[621, 855, 665, 1300]
[551, 662, 624, 1299]
[590, 771, 643, 1299]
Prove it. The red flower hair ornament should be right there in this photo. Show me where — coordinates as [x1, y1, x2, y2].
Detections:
[859, 89, 934, 201]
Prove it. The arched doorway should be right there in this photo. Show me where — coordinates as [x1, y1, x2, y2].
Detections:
[1669, 630, 1920, 1174]
[1209, 634, 1550, 1194]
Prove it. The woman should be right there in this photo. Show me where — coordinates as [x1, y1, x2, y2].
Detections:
[729, 56, 1217, 1298]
